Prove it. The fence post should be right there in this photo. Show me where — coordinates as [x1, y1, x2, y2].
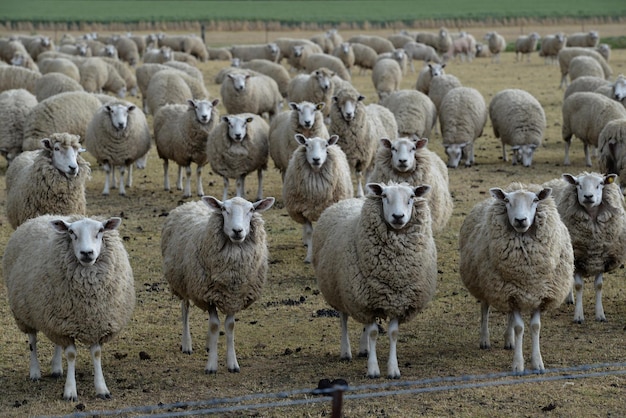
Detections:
[331, 387, 344, 418]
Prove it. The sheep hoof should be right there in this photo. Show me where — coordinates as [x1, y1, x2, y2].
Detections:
[62, 394, 78, 402]
[96, 393, 111, 400]
[228, 367, 240, 373]
[479, 343, 490, 350]
[205, 368, 217, 375]
[182, 194, 191, 199]
[366, 372, 380, 379]
[596, 317, 607, 323]
[574, 319, 584, 324]
[503, 344, 513, 350]
[181, 349, 192, 355]
[357, 351, 368, 358]
[50, 372, 62, 379]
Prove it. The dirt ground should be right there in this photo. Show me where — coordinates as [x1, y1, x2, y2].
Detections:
[0, 22, 626, 417]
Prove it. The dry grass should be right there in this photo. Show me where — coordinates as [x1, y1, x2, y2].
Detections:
[0, 23, 626, 417]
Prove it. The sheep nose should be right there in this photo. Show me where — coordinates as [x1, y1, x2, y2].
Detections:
[392, 213, 405, 222]
[583, 194, 594, 202]
[80, 250, 94, 259]
[514, 218, 527, 227]
[68, 165, 78, 175]
[303, 121, 312, 128]
[398, 159, 407, 165]
[312, 158, 321, 165]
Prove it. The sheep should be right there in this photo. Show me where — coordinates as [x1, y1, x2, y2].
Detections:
[539, 33, 567, 64]
[123, 33, 145, 60]
[557, 47, 612, 88]
[596, 43, 611, 62]
[311, 32, 334, 54]
[563, 76, 610, 100]
[515, 32, 540, 62]
[145, 69, 194, 115]
[220, 71, 282, 119]
[459, 182, 573, 373]
[78, 57, 126, 98]
[403, 42, 442, 70]
[268, 101, 329, 179]
[0, 66, 41, 94]
[22, 91, 104, 151]
[416, 27, 453, 55]
[239, 59, 291, 98]
[85, 101, 152, 196]
[34, 72, 84, 101]
[484, 31, 507, 63]
[329, 87, 398, 197]
[596, 74, 626, 107]
[207, 113, 270, 201]
[415, 62, 445, 95]
[10, 51, 39, 71]
[155, 33, 187, 51]
[273, 37, 322, 63]
[446, 32, 477, 63]
[287, 68, 335, 120]
[388, 33, 415, 49]
[561, 92, 626, 166]
[0, 38, 29, 63]
[380, 89, 436, 138]
[598, 119, 626, 188]
[0, 88, 37, 163]
[58, 41, 91, 57]
[181, 35, 208, 62]
[38, 57, 81, 82]
[286, 44, 318, 72]
[439, 86, 488, 168]
[376, 48, 408, 75]
[312, 181, 437, 379]
[331, 42, 355, 74]
[368, 137, 452, 233]
[101, 57, 138, 97]
[351, 43, 378, 75]
[371, 58, 402, 103]
[172, 50, 199, 66]
[304, 53, 351, 82]
[427, 73, 462, 113]
[474, 42, 491, 58]
[154, 98, 220, 198]
[143, 46, 173, 63]
[21, 35, 54, 60]
[543, 172, 626, 323]
[3, 214, 134, 400]
[566, 31, 600, 48]
[207, 46, 232, 61]
[568, 55, 605, 82]
[488, 89, 546, 167]
[5, 133, 89, 229]
[137, 63, 203, 112]
[283, 134, 353, 263]
[161, 195, 274, 374]
[347, 35, 395, 54]
[326, 29, 343, 50]
[230, 43, 280, 63]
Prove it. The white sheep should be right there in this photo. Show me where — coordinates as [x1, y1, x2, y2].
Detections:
[207, 46, 232, 61]
[101, 57, 138, 96]
[416, 28, 453, 55]
[380, 89, 437, 138]
[596, 74, 626, 107]
[329, 87, 398, 197]
[3, 214, 134, 400]
[5, 133, 89, 229]
[145, 69, 194, 115]
[286, 44, 319, 72]
[143, 45, 173, 63]
[112, 36, 140, 66]
[239, 59, 291, 98]
[427, 73, 462, 113]
[311, 32, 334, 54]
[598, 119, 626, 189]
[484, 31, 507, 63]
[439, 86, 488, 168]
[568, 55, 605, 82]
[312, 181, 437, 379]
[304, 53, 351, 82]
[136, 63, 202, 112]
[351, 43, 379, 75]
[447, 32, 477, 63]
[181, 35, 208, 62]
[515, 32, 540, 62]
[371, 58, 402, 103]
[154, 98, 220, 198]
[562, 92, 626, 166]
[474, 42, 491, 58]
[368, 137, 453, 233]
[566, 31, 600, 48]
[283, 134, 353, 262]
[563, 75, 610, 100]
[85, 101, 152, 195]
[596, 43, 611, 62]
[388, 33, 415, 49]
[220, 71, 282, 119]
[331, 42, 355, 74]
[0, 65, 41, 94]
[415, 62, 446, 95]
[268, 101, 329, 179]
[557, 47, 612, 88]
[347, 34, 395, 54]
[161, 195, 274, 373]
[539, 33, 567, 65]
[38, 57, 81, 82]
[78, 57, 126, 97]
[273, 37, 322, 64]
[207, 113, 270, 201]
[543, 172, 626, 323]
[230, 43, 280, 62]
[34, 72, 84, 101]
[287, 68, 335, 121]
[20, 35, 54, 60]
[0, 88, 37, 163]
[459, 182, 573, 373]
[403, 42, 442, 71]
[489, 89, 546, 166]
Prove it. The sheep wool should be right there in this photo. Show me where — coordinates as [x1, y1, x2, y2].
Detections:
[0, 88, 37, 163]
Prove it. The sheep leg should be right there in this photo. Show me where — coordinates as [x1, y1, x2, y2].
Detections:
[181, 299, 193, 354]
[28, 333, 41, 381]
[127, 164, 133, 187]
[502, 143, 508, 162]
[387, 318, 400, 379]
[225, 314, 240, 373]
[51, 344, 63, 378]
[63, 344, 78, 401]
[102, 163, 111, 195]
[565, 287, 574, 305]
[339, 312, 352, 361]
[176, 165, 183, 190]
[464, 143, 475, 166]
[358, 326, 369, 357]
[236, 175, 246, 199]
[479, 301, 491, 349]
[303, 221, 313, 263]
[563, 139, 572, 166]
[595, 273, 606, 322]
[118, 166, 127, 196]
[511, 310, 525, 374]
[584, 143, 592, 167]
[222, 177, 230, 201]
[205, 307, 220, 374]
[183, 165, 192, 198]
[91, 344, 111, 399]
[573, 272, 585, 323]
[365, 322, 380, 378]
[196, 165, 204, 196]
[355, 171, 364, 198]
[504, 312, 515, 350]
[135, 153, 147, 169]
[256, 168, 264, 201]
[529, 310, 544, 372]
[163, 159, 170, 191]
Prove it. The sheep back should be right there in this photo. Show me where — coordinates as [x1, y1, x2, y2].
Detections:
[440, 87, 487, 145]
[562, 92, 626, 148]
[489, 89, 545, 147]
[381, 89, 437, 138]
[0, 88, 37, 162]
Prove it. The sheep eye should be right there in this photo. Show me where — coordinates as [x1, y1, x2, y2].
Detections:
[533, 198, 539, 203]
[503, 198, 509, 203]
[391, 147, 397, 152]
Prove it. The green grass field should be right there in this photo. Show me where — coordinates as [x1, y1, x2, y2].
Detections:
[1, 0, 626, 23]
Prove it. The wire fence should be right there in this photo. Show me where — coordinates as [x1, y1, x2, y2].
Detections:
[44, 361, 626, 418]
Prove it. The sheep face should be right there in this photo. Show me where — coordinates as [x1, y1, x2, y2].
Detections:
[267, 43, 279, 59]
[314, 69, 333, 92]
[202, 195, 275, 243]
[10, 53, 27, 67]
[50, 217, 122, 266]
[295, 134, 339, 172]
[429, 63, 445, 77]
[382, 136, 427, 173]
[227, 73, 249, 92]
[333, 91, 364, 122]
[511, 144, 538, 167]
[188, 99, 219, 125]
[489, 187, 552, 233]
[293, 45, 304, 57]
[103, 44, 117, 58]
[562, 172, 617, 212]
[223, 115, 253, 143]
[290, 101, 323, 129]
[367, 182, 431, 230]
[613, 75, 626, 103]
[105, 104, 135, 131]
[340, 42, 350, 54]
[42, 137, 83, 178]
[444, 143, 468, 168]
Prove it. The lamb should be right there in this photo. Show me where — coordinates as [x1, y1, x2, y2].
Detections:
[161, 195, 274, 374]
[3, 214, 134, 400]
[351, 43, 378, 75]
[207, 46, 232, 61]
[514, 32, 540, 62]
[598, 119, 626, 187]
[0, 66, 41, 94]
[439, 86, 487, 168]
[287, 68, 335, 120]
[539, 33, 567, 65]
[543, 172, 626, 323]
[484, 31, 507, 63]
[459, 182, 573, 373]
[220, 71, 282, 119]
[207, 113, 270, 201]
[568, 55, 605, 82]
[283, 134, 353, 263]
[239, 59, 291, 98]
[230, 43, 280, 63]
[0, 88, 37, 163]
[488, 89, 546, 167]
[368, 137, 452, 233]
[371, 58, 402, 102]
[22, 91, 104, 151]
[329, 87, 398, 197]
[403, 42, 442, 70]
[143, 46, 173, 63]
[268, 101, 329, 179]
[85, 101, 152, 195]
[331, 42, 355, 74]
[561, 92, 626, 166]
[312, 181, 437, 379]
[5, 133, 90, 229]
[415, 62, 445, 95]
[563, 76, 610, 100]
[304, 53, 351, 82]
[380, 89, 436, 138]
[34, 72, 84, 101]
[154, 98, 220, 198]
[347, 35, 395, 54]
[416, 27, 453, 55]
[566, 31, 600, 48]
[557, 47, 612, 88]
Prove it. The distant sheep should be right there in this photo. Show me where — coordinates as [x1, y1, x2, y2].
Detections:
[380, 89, 436, 138]
[239, 59, 291, 98]
[403, 42, 442, 70]
[568, 55, 605, 82]
[220, 71, 282, 119]
[557, 47, 612, 88]
[566, 31, 600, 48]
[35, 72, 83, 101]
[347, 34, 395, 54]
[0, 66, 41, 94]
[231, 43, 280, 63]
[563, 76, 610, 100]
[427, 73, 462, 113]
[415, 62, 445, 95]
[0, 88, 37, 163]
[78, 57, 126, 97]
[207, 46, 232, 61]
[143, 46, 173, 63]
[331, 42, 355, 74]
[416, 28, 453, 55]
[371, 58, 402, 102]
[484, 32, 507, 63]
[598, 119, 626, 187]
[539, 33, 567, 64]
[515, 32, 540, 62]
[351, 43, 378, 75]
[304, 53, 351, 82]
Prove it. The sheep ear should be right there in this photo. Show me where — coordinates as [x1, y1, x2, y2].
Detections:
[537, 188, 552, 200]
[246, 117, 254, 123]
[489, 188, 507, 201]
[327, 135, 339, 146]
[357, 95, 365, 102]
[380, 138, 392, 149]
[41, 138, 53, 150]
[103, 217, 122, 231]
[315, 102, 325, 111]
[105, 105, 113, 113]
[295, 134, 307, 145]
[415, 138, 428, 149]
[511, 145, 520, 151]
[201, 196, 223, 211]
[605, 174, 618, 185]
[221, 116, 230, 124]
[253, 197, 275, 212]
[366, 183, 384, 196]
[414, 185, 431, 198]
[50, 219, 71, 233]
[187, 99, 196, 108]
[562, 174, 577, 185]
[288, 102, 299, 111]
[127, 105, 136, 112]
[212, 99, 220, 107]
